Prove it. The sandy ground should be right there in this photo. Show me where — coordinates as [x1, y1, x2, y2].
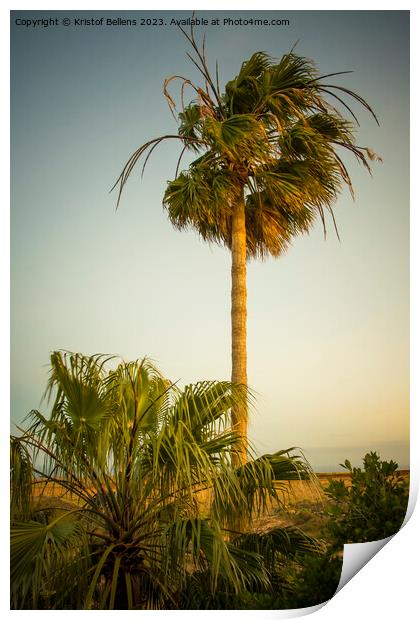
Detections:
[32, 470, 410, 529]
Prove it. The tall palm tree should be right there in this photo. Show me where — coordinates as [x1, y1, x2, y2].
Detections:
[10, 351, 320, 609]
[114, 28, 379, 465]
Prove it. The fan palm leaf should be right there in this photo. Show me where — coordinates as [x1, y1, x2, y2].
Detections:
[11, 512, 89, 609]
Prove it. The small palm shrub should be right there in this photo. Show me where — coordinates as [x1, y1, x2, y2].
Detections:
[10, 351, 320, 610]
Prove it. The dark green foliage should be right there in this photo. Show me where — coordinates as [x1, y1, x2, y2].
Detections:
[280, 553, 342, 609]
[324, 452, 409, 548]
[174, 524, 327, 609]
[176, 548, 341, 610]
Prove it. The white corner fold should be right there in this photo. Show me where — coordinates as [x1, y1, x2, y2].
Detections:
[336, 535, 394, 594]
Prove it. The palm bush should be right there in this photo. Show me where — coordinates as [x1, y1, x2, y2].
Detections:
[10, 351, 321, 609]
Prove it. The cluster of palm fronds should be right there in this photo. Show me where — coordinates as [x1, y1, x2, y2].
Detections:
[114, 26, 380, 259]
[11, 351, 322, 609]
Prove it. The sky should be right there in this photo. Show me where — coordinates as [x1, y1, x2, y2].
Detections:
[10, 9, 409, 470]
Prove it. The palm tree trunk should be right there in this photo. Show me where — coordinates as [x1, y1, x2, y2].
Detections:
[231, 194, 248, 467]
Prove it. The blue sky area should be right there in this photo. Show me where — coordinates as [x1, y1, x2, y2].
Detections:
[11, 10, 409, 470]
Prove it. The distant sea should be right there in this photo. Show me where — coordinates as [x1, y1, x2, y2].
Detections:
[300, 441, 410, 473]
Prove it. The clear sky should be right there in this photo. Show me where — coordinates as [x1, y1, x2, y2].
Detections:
[10, 10, 409, 470]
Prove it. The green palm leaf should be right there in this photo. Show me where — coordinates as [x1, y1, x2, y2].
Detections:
[11, 512, 89, 609]
[233, 525, 324, 571]
[10, 437, 33, 522]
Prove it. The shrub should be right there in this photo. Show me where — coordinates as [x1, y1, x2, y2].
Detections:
[280, 552, 342, 609]
[324, 451, 409, 548]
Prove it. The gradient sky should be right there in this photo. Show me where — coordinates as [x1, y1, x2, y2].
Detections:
[10, 10, 409, 470]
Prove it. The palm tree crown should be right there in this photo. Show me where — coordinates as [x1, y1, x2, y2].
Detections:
[116, 38, 378, 258]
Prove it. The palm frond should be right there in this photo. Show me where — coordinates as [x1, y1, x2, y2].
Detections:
[11, 512, 89, 609]
[10, 436, 34, 522]
[233, 525, 324, 570]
